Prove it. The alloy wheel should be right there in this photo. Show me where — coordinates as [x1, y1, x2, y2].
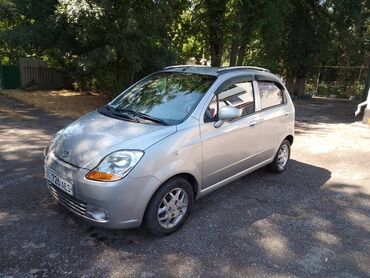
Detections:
[277, 144, 289, 170]
[157, 188, 189, 229]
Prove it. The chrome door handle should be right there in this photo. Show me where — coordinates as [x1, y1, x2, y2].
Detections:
[284, 112, 290, 116]
[249, 121, 258, 128]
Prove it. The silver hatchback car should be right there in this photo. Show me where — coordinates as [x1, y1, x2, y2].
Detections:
[44, 66, 295, 235]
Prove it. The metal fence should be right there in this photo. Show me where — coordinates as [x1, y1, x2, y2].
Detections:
[0, 65, 21, 89]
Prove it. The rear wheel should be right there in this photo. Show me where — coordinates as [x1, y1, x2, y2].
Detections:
[268, 140, 291, 173]
[143, 177, 193, 236]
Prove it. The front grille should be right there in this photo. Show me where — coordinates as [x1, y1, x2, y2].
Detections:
[48, 182, 87, 216]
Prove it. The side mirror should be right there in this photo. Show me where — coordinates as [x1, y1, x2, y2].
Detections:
[214, 106, 242, 128]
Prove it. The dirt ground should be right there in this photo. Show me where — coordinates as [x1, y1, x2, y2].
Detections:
[0, 90, 110, 118]
[0, 94, 369, 277]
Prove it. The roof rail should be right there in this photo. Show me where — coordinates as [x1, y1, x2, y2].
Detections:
[217, 66, 270, 73]
[164, 65, 212, 70]
[164, 65, 190, 70]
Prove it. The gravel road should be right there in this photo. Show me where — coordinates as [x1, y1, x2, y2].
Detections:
[1, 95, 369, 277]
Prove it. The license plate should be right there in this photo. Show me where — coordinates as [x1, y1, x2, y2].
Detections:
[45, 167, 74, 196]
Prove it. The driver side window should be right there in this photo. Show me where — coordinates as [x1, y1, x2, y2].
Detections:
[204, 81, 255, 122]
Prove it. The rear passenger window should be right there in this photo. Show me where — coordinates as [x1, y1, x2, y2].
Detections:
[258, 82, 285, 109]
[204, 81, 255, 122]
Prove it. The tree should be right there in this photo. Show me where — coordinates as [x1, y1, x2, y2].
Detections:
[228, 0, 289, 69]
[0, 0, 368, 97]
[54, 0, 187, 92]
[0, 0, 58, 64]
[280, 1, 330, 97]
[0, 0, 189, 92]
[281, 0, 368, 97]
[204, 0, 228, 66]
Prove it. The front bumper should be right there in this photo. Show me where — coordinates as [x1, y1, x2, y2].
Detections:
[44, 153, 160, 229]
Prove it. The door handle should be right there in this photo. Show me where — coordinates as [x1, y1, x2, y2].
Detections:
[249, 121, 258, 128]
[284, 112, 290, 116]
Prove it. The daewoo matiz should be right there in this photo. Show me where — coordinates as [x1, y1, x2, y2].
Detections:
[44, 66, 295, 236]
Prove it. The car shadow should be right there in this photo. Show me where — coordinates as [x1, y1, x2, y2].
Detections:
[60, 159, 369, 277]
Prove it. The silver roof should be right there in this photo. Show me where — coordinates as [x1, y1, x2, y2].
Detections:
[163, 65, 270, 76]
[162, 65, 282, 85]
[163, 65, 220, 76]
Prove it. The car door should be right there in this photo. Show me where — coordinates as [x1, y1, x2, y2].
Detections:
[255, 80, 291, 161]
[199, 76, 261, 189]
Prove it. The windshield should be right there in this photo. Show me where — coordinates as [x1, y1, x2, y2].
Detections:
[107, 72, 216, 125]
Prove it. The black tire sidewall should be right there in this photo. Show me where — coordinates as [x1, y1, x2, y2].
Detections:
[143, 177, 194, 236]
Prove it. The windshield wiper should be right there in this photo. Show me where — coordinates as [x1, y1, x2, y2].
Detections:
[131, 111, 169, 126]
[102, 106, 139, 122]
[113, 108, 168, 126]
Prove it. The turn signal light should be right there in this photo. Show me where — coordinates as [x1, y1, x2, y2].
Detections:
[85, 170, 122, 181]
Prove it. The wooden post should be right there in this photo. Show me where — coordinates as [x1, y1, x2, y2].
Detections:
[363, 87, 370, 125]
[358, 67, 363, 82]
[315, 67, 321, 94]
[0, 65, 3, 90]
[363, 57, 370, 124]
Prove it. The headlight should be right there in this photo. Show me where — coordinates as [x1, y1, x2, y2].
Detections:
[86, 150, 144, 181]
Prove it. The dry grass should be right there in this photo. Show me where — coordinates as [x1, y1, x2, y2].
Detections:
[0, 90, 110, 118]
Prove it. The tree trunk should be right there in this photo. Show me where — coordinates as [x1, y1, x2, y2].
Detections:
[229, 32, 239, 66]
[210, 43, 223, 67]
[285, 76, 295, 95]
[362, 56, 370, 101]
[205, 0, 227, 67]
[295, 77, 305, 97]
[236, 43, 246, 66]
[236, 17, 253, 66]
[285, 76, 305, 97]
[236, 22, 250, 66]
[229, 10, 241, 66]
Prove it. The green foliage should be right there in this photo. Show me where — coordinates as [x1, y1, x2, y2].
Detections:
[52, 0, 186, 93]
[0, 0, 368, 96]
[239, 0, 290, 70]
[0, 0, 187, 93]
[308, 81, 365, 98]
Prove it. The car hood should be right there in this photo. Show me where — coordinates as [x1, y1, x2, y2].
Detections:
[50, 111, 176, 169]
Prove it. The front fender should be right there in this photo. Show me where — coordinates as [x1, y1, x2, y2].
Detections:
[128, 123, 203, 196]
[151, 159, 202, 193]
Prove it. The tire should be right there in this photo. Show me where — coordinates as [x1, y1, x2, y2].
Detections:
[268, 139, 291, 173]
[143, 177, 194, 236]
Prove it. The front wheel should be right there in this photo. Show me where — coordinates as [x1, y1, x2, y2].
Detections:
[143, 177, 194, 236]
[268, 139, 291, 173]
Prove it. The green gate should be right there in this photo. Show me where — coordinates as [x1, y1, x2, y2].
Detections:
[0, 65, 21, 89]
